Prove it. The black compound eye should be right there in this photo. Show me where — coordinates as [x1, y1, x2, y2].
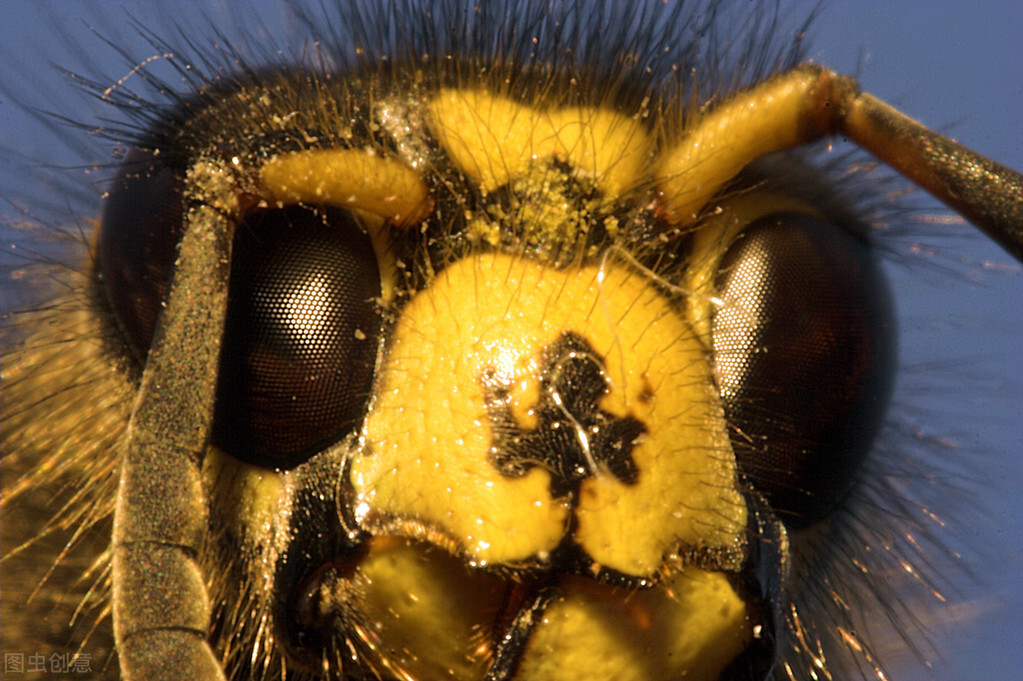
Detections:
[212, 205, 383, 469]
[99, 150, 382, 471]
[99, 150, 184, 363]
[712, 212, 896, 528]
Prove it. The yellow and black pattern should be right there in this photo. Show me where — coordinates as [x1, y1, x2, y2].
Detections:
[1, 2, 1021, 681]
[185, 52, 759, 680]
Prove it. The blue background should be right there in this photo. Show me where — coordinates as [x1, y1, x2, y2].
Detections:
[1, 2, 1019, 680]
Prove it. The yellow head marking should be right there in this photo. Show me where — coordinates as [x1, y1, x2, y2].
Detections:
[428, 88, 652, 198]
[354, 252, 746, 576]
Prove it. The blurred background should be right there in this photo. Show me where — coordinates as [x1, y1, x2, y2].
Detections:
[813, 5, 1021, 679]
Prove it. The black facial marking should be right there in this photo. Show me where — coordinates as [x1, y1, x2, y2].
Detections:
[478, 159, 621, 267]
[482, 332, 645, 498]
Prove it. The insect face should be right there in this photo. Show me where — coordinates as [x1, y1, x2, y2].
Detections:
[1, 2, 1020, 681]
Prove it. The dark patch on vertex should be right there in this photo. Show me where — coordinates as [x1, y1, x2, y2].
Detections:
[482, 331, 645, 499]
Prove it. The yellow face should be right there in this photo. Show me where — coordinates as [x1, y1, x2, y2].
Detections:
[202, 84, 764, 681]
[1, 3, 1020, 681]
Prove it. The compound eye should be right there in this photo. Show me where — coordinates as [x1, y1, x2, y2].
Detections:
[711, 212, 896, 527]
[212, 205, 383, 469]
[99, 150, 184, 363]
[99, 150, 383, 470]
